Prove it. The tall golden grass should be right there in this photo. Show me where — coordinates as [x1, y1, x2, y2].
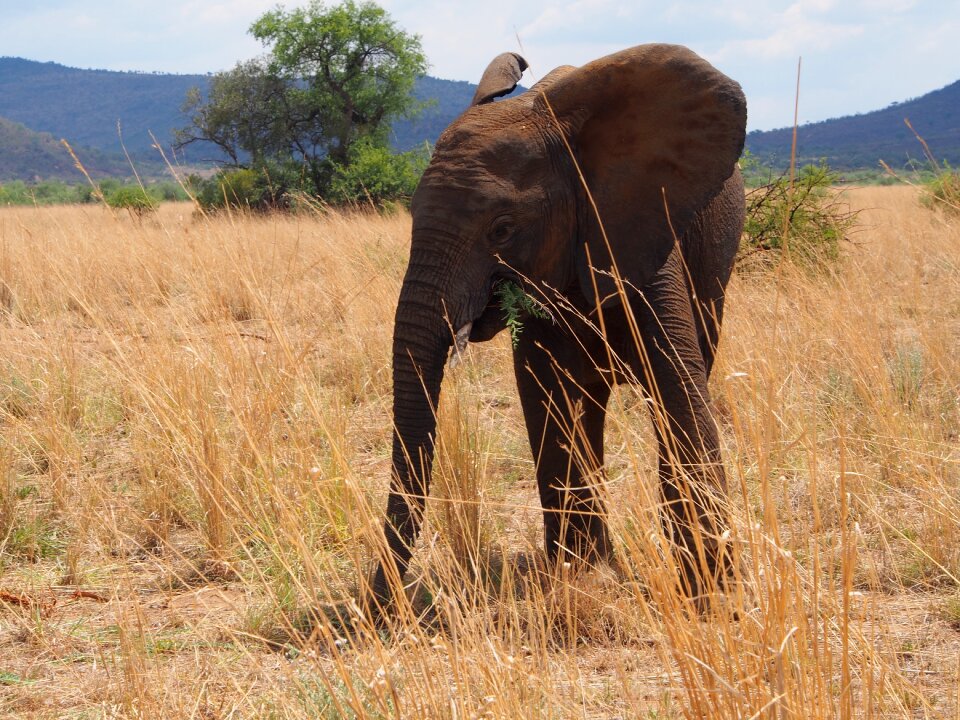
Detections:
[0, 187, 957, 718]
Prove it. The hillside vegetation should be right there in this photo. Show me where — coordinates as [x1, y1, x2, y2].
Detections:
[0, 57, 209, 158]
[0, 117, 140, 181]
[746, 79, 960, 170]
[392, 75, 502, 150]
[0, 188, 957, 717]
[0, 56, 482, 178]
[3, 53, 958, 181]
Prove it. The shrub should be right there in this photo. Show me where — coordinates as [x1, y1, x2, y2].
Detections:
[105, 186, 159, 217]
[0, 180, 89, 206]
[740, 160, 858, 272]
[922, 168, 960, 213]
[0, 181, 31, 206]
[328, 140, 430, 208]
[75, 184, 98, 204]
[191, 142, 430, 213]
[153, 181, 190, 202]
[191, 166, 302, 212]
[883, 120, 960, 214]
[98, 178, 123, 198]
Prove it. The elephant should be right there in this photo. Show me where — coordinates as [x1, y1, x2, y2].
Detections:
[369, 44, 747, 613]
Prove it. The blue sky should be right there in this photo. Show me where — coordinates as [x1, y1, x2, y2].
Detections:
[1, 0, 957, 132]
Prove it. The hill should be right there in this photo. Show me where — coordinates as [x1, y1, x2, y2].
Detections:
[392, 75, 482, 151]
[0, 116, 145, 181]
[0, 57, 208, 160]
[6, 55, 956, 179]
[0, 57, 483, 175]
[746, 79, 960, 170]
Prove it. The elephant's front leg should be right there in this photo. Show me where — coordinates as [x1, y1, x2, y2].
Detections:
[513, 323, 612, 565]
[633, 247, 732, 602]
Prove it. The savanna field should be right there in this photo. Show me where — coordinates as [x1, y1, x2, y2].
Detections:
[0, 186, 957, 718]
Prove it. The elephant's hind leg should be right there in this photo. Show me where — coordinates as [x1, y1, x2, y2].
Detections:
[632, 248, 733, 603]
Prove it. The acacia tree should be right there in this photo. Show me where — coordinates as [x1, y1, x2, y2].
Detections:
[178, 59, 292, 168]
[176, 0, 428, 200]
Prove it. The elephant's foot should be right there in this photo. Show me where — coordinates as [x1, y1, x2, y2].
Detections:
[671, 527, 744, 615]
[360, 577, 438, 632]
[545, 510, 616, 571]
[361, 559, 411, 627]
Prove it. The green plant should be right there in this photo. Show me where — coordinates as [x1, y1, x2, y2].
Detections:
[106, 186, 159, 217]
[888, 344, 925, 410]
[0, 179, 94, 206]
[176, 0, 427, 200]
[740, 159, 858, 272]
[152, 181, 190, 202]
[192, 167, 295, 212]
[1, 375, 35, 419]
[195, 169, 260, 210]
[98, 178, 122, 198]
[5, 514, 64, 562]
[495, 280, 551, 348]
[295, 670, 394, 719]
[942, 595, 960, 629]
[923, 168, 960, 212]
[888, 119, 960, 213]
[329, 140, 430, 207]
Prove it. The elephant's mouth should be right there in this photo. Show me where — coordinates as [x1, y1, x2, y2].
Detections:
[448, 301, 503, 369]
[469, 273, 528, 343]
[448, 278, 515, 368]
[468, 298, 508, 342]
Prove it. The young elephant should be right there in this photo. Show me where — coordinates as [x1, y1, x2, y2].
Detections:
[370, 44, 747, 612]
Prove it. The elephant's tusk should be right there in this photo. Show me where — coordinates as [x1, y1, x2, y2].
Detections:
[449, 322, 473, 369]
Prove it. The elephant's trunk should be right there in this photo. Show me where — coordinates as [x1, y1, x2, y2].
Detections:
[370, 264, 455, 608]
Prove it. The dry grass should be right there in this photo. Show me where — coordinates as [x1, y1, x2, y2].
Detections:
[0, 187, 957, 718]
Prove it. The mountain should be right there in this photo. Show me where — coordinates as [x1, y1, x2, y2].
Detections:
[0, 57, 483, 173]
[392, 75, 490, 151]
[746, 80, 960, 170]
[0, 57, 208, 159]
[0, 116, 143, 181]
[3, 56, 957, 180]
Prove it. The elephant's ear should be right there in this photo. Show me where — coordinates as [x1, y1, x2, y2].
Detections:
[471, 52, 528, 106]
[537, 44, 746, 308]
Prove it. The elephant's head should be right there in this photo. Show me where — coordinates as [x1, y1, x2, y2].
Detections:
[376, 44, 746, 605]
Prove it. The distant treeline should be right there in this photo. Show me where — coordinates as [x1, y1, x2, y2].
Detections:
[0, 178, 189, 207]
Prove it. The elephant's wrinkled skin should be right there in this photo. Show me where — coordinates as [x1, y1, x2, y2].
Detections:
[370, 44, 747, 612]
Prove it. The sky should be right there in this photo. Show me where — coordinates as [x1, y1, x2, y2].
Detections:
[0, 0, 957, 132]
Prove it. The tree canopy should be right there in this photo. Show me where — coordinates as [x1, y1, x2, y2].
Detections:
[176, 0, 429, 206]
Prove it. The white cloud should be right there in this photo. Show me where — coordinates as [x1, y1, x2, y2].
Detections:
[718, 19, 864, 61]
[712, 0, 866, 62]
[185, 0, 287, 25]
[857, 0, 918, 11]
[519, 0, 624, 39]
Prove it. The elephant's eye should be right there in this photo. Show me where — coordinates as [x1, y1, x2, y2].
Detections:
[489, 218, 514, 246]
